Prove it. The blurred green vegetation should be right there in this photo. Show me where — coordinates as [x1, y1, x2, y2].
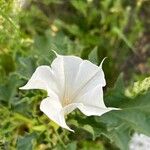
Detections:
[0, 0, 150, 149]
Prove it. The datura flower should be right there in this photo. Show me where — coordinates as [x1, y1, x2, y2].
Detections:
[20, 53, 118, 132]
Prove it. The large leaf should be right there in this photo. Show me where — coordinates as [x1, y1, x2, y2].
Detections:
[95, 75, 150, 150]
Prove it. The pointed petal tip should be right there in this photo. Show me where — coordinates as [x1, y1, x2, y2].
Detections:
[108, 107, 121, 111]
[51, 50, 60, 57]
[40, 97, 75, 133]
[19, 84, 30, 90]
[66, 127, 74, 132]
[19, 86, 26, 90]
[99, 57, 107, 68]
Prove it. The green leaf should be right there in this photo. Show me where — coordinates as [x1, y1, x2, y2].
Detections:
[126, 76, 150, 98]
[94, 91, 150, 150]
[17, 57, 37, 79]
[82, 124, 95, 139]
[88, 47, 98, 65]
[71, 0, 88, 16]
[17, 133, 36, 150]
[0, 73, 21, 104]
[79, 140, 105, 150]
[0, 54, 15, 75]
[113, 27, 134, 51]
[103, 124, 131, 150]
[54, 141, 77, 150]
[33, 31, 53, 64]
[105, 73, 129, 107]
[66, 141, 77, 150]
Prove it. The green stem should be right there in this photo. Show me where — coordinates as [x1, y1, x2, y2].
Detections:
[54, 129, 66, 148]
[13, 113, 33, 125]
[113, 27, 135, 53]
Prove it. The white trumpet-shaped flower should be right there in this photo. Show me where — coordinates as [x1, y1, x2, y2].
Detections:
[20, 53, 118, 132]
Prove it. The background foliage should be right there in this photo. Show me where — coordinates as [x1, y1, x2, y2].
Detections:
[0, 0, 150, 149]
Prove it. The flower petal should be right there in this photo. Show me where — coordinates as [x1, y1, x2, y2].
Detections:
[51, 55, 106, 104]
[71, 60, 106, 100]
[63, 102, 116, 117]
[74, 85, 119, 115]
[75, 85, 106, 108]
[20, 66, 58, 96]
[62, 103, 82, 115]
[77, 104, 115, 116]
[40, 96, 74, 132]
[51, 55, 82, 102]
